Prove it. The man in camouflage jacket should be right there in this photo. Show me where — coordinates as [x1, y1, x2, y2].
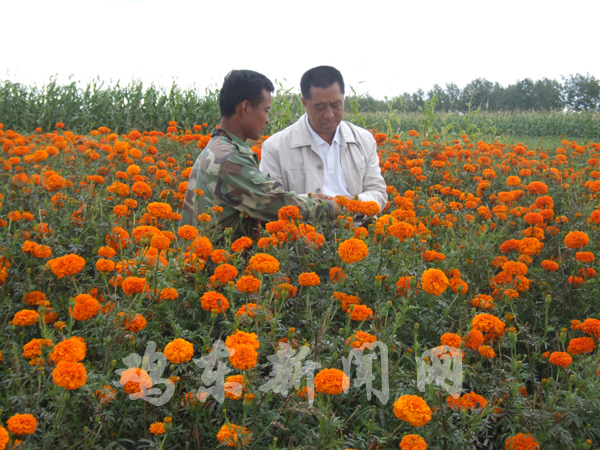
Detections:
[179, 70, 338, 240]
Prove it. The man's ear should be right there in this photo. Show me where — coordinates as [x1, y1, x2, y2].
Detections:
[301, 97, 307, 109]
[236, 100, 250, 117]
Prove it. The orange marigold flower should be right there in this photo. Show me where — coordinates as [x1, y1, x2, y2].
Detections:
[71, 294, 100, 321]
[7, 413, 37, 435]
[314, 368, 350, 395]
[0, 426, 9, 448]
[231, 236, 253, 253]
[347, 330, 377, 350]
[464, 330, 484, 350]
[200, 291, 229, 313]
[50, 337, 86, 363]
[216, 423, 252, 447]
[98, 246, 117, 258]
[567, 337, 595, 355]
[329, 267, 346, 284]
[225, 330, 259, 350]
[235, 303, 263, 318]
[24, 291, 46, 306]
[440, 333, 461, 349]
[224, 374, 247, 400]
[519, 237, 543, 256]
[132, 225, 161, 242]
[178, 225, 199, 241]
[298, 272, 320, 287]
[248, 253, 280, 274]
[159, 287, 178, 300]
[505, 433, 540, 450]
[575, 251, 595, 263]
[131, 181, 153, 199]
[421, 268, 449, 296]
[338, 238, 369, 264]
[526, 181, 548, 195]
[478, 345, 495, 358]
[150, 234, 170, 250]
[393, 395, 432, 427]
[147, 202, 173, 219]
[22, 338, 53, 359]
[400, 434, 427, 450]
[348, 304, 373, 321]
[564, 231, 589, 249]
[471, 294, 495, 310]
[502, 261, 528, 277]
[164, 338, 194, 364]
[214, 264, 238, 283]
[11, 309, 38, 326]
[235, 275, 261, 293]
[447, 391, 487, 410]
[34, 245, 52, 258]
[121, 313, 147, 333]
[121, 277, 149, 296]
[95, 258, 115, 272]
[581, 318, 600, 339]
[541, 260, 559, 272]
[228, 344, 258, 370]
[47, 254, 85, 278]
[95, 385, 117, 404]
[190, 236, 213, 260]
[52, 361, 87, 390]
[278, 205, 300, 221]
[471, 314, 507, 341]
[105, 227, 130, 250]
[549, 351, 572, 367]
[149, 422, 165, 435]
[120, 367, 153, 398]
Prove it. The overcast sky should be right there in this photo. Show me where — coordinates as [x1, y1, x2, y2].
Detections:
[2, 0, 599, 99]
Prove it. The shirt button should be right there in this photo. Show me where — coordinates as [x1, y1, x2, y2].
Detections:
[317, 164, 323, 170]
[316, 188, 321, 194]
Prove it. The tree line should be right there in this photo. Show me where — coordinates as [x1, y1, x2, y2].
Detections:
[346, 73, 600, 113]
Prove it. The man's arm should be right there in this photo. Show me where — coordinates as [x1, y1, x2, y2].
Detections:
[259, 138, 284, 186]
[219, 149, 336, 223]
[357, 135, 388, 213]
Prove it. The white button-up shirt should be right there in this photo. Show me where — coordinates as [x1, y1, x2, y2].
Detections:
[305, 115, 351, 198]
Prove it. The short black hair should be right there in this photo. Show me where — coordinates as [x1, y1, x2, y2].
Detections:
[300, 66, 345, 99]
[219, 70, 275, 118]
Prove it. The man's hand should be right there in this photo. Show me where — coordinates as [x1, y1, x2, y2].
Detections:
[313, 193, 328, 200]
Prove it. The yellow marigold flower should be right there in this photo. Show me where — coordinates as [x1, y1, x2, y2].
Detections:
[549, 351, 572, 367]
[392, 395, 432, 427]
[248, 253, 280, 274]
[163, 338, 194, 364]
[400, 434, 427, 450]
[337, 238, 369, 264]
[7, 413, 37, 435]
[298, 272, 320, 287]
[314, 368, 350, 395]
[421, 268, 449, 296]
[52, 361, 87, 390]
[47, 254, 85, 278]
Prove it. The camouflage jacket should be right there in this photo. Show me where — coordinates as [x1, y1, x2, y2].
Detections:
[179, 128, 336, 240]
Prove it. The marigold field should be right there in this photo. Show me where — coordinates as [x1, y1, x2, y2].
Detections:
[1, 120, 600, 450]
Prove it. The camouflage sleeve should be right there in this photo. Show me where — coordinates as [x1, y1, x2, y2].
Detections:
[217, 151, 335, 223]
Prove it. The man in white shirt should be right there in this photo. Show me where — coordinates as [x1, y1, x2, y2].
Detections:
[259, 66, 387, 214]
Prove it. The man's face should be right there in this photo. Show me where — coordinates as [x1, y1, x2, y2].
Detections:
[243, 89, 271, 141]
[302, 82, 344, 141]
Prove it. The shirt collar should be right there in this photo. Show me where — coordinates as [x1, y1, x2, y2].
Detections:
[305, 114, 342, 147]
[213, 127, 253, 155]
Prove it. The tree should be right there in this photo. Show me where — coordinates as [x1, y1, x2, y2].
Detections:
[562, 73, 600, 111]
